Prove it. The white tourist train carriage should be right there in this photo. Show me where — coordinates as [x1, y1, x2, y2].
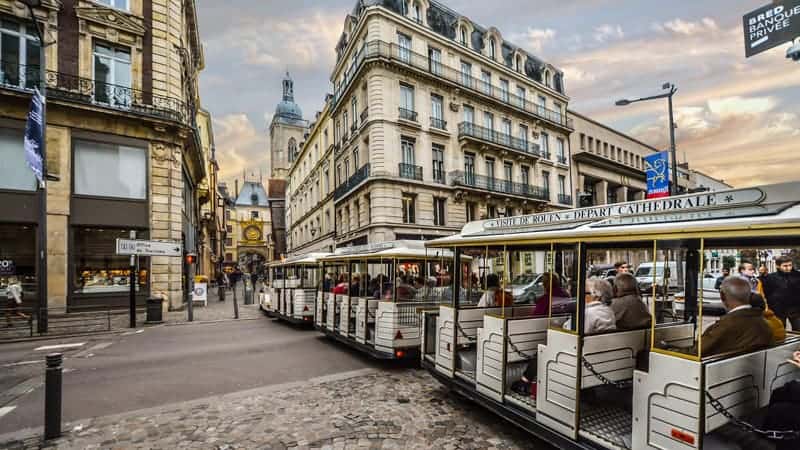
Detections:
[262, 253, 328, 324]
[315, 240, 456, 359]
[421, 181, 800, 450]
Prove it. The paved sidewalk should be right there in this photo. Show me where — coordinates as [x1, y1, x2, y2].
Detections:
[0, 369, 545, 450]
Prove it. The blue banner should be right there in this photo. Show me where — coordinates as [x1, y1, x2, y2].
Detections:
[644, 151, 670, 198]
[24, 88, 45, 186]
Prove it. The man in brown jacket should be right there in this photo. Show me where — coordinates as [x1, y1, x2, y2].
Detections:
[696, 276, 773, 357]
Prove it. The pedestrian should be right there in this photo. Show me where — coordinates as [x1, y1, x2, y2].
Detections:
[737, 262, 762, 294]
[5, 277, 27, 327]
[714, 267, 730, 290]
[763, 255, 800, 330]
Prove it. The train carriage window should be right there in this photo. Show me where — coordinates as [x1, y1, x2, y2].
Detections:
[458, 246, 506, 308]
[546, 244, 581, 333]
[301, 265, 318, 289]
[367, 259, 392, 300]
[422, 247, 455, 305]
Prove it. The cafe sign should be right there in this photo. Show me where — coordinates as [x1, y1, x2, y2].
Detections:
[0, 259, 16, 276]
[470, 188, 766, 235]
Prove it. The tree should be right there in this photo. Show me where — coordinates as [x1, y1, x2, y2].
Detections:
[722, 255, 737, 270]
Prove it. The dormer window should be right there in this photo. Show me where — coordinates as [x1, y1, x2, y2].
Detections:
[401, 0, 409, 16]
[489, 38, 496, 60]
[460, 27, 468, 46]
[414, 3, 422, 23]
[515, 55, 522, 72]
[544, 69, 551, 88]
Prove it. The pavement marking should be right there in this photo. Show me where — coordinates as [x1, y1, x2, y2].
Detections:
[1, 360, 41, 368]
[0, 378, 42, 408]
[120, 329, 144, 336]
[34, 342, 86, 352]
[73, 342, 113, 358]
[0, 406, 16, 419]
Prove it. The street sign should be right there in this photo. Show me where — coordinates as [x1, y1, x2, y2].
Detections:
[743, 0, 800, 57]
[116, 239, 182, 257]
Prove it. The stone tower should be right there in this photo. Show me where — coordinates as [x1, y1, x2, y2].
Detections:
[269, 72, 307, 179]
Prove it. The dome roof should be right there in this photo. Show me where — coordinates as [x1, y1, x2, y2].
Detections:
[275, 100, 303, 120]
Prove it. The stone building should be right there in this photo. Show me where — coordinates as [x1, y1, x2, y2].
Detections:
[196, 108, 226, 282]
[269, 72, 308, 180]
[222, 179, 273, 273]
[287, 0, 573, 253]
[0, 0, 210, 311]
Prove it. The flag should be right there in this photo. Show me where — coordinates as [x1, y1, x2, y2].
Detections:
[24, 88, 45, 186]
[644, 151, 670, 199]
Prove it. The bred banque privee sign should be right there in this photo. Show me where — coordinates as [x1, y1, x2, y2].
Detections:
[474, 188, 767, 235]
[744, 0, 800, 57]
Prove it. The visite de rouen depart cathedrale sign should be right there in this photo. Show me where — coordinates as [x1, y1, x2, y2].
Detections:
[744, 0, 800, 57]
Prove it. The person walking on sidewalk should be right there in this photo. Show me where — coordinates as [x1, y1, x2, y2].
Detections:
[5, 277, 28, 326]
[763, 255, 800, 330]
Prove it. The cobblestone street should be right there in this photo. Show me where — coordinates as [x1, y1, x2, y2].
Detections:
[0, 368, 544, 450]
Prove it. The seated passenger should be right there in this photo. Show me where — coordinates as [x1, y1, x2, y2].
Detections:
[583, 279, 617, 334]
[332, 275, 348, 295]
[349, 275, 361, 297]
[691, 277, 773, 357]
[610, 273, 652, 329]
[532, 274, 571, 316]
[477, 274, 500, 307]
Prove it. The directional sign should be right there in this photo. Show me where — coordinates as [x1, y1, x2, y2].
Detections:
[116, 239, 182, 257]
[744, 0, 800, 57]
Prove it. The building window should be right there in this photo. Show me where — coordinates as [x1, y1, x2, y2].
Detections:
[460, 27, 468, 46]
[521, 165, 530, 186]
[413, 2, 422, 23]
[431, 94, 444, 129]
[503, 162, 513, 192]
[337, 164, 343, 185]
[351, 97, 358, 127]
[580, 133, 586, 150]
[73, 227, 148, 296]
[354, 199, 361, 228]
[485, 158, 495, 189]
[432, 144, 445, 183]
[225, 238, 233, 247]
[501, 119, 512, 142]
[324, 169, 330, 193]
[515, 54, 522, 72]
[556, 138, 566, 163]
[433, 197, 446, 226]
[540, 132, 549, 158]
[400, 0, 409, 16]
[400, 83, 415, 114]
[463, 104, 474, 124]
[398, 32, 411, 63]
[226, 225, 233, 233]
[481, 70, 491, 95]
[343, 158, 350, 180]
[428, 47, 442, 75]
[466, 201, 476, 222]
[483, 111, 494, 130]
[489, 38, 496, 59]
[352, 147, 359, 170]
[225, 253, 233, 261]
[499, 79, 509, 103]
[488, 204, 497, 219]
[401, 137, 415, 165]
[603, 142, 609, 157]
[460, 61, 472, 87]
[74, 140, 146, 199]
[402, 194, 415, 224]
[0, 128, 37, 191]
[93, 43, 131, 106]
[519, 124, 529, 148]
[516, 86, 526, 108]
[96, 0, 129, 10]
[553, 102, 562, 123]
[542, 171, 550, 194]
[536, 95, 546, 115]
[0, 18, 41, 90]
[558, 175, 566, 197]
[544, 69, 551, 87]
[464, 153, 475, 184]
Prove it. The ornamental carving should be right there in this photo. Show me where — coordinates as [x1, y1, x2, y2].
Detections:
[152, 143, 180, 168]
[75, 5, 146, 37]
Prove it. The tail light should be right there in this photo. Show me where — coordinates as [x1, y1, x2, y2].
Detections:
[671, 429, 695, 445]
[395, 330, 404, 340]
[395, 350, 406, 359]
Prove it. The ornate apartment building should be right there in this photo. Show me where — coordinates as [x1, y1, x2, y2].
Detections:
[287, 0, 573, 254]
[0, 0, 211, 311]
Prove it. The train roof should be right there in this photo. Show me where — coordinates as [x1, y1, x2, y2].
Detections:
[320, 240, 455, 261]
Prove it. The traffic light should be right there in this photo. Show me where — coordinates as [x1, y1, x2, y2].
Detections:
[185, 253, 197, 265]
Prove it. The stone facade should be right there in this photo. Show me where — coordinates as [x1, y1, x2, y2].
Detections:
[0, 0, 210, 312]
[222, 180, 273, 272]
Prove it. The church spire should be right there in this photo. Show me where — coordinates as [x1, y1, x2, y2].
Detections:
[282, 71, 294, 102]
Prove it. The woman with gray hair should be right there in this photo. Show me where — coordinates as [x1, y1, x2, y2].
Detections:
[583, 278, 616, 334]
[611, 272, 652, 329]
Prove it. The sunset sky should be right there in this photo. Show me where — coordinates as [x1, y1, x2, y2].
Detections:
[196, 0, 800, 189]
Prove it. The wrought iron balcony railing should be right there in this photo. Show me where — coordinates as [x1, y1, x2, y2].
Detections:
[399, 107, 418, 122]
[399, 163, 423, 181]
[558, 194, 573, 205]
[458, 122, 541, 158]
[360, 108, 369, 122]
[334, 163, 370, 200]
[331, 41, 573, 130]
[430, 117, 447, 130]
[0, 62, 188, 123]
[450, 171, 550, 201]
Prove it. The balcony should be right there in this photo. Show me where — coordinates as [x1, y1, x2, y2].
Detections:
[334, 163, 371, 200]
[331, 41, 573, 130]
[399, 107, 418, 122]
[458, 122, 541, 158]
[430, 116, 447, 131]
[399, 163, 423, 181]
[0, 62, 187, 123]
[450, 171, 550, 201]
[558, 194, 573, 205]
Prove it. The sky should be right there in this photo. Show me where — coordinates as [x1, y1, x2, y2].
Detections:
[196, 0, 800, 189]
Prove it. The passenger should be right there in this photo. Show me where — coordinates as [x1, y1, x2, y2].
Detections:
[691, 277, 773, 357]
[532, 274, 571, 316]
[763, 255, 800, 330]
[582, 279, 616, 334]
[758, 264, 769, 283]
[332, 274, 348, 295]
[396, 276, 416, 301]
[714, 267, 730, 290]
[477, 274, 500, 307]
[349, 275, 361, 297]
[738, 261, 761, 294]
[609, 272, 652, 329]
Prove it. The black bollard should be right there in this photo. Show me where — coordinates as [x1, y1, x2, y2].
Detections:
[232, 282, 239, 319]
[44, 353, 62, 440]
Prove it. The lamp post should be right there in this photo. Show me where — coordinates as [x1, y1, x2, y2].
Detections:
[21, 0, 48, 333]
[616, 83, 679, 196]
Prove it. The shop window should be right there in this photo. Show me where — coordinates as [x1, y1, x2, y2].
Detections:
[0, 128, 37, 191]
[74, 140, 146, 199]
[72, 227, 148, 296]
[0, 224, 37, 305]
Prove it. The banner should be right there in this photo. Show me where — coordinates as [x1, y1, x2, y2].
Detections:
[24, 88, 45, 185]
[743, 0, 800, 58]
[644, 151, 670, 199]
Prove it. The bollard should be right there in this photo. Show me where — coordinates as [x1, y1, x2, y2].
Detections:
[232, 282, 240, 319]
[44, 353, 62, 440]
[219, 285, 226, 302]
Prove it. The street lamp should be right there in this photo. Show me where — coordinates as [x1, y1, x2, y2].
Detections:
[20, 0, 49, 333]
[616, 83, 679, 196]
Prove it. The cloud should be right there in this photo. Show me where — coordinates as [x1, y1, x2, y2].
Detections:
[511, 28, 556, 52]
[213, 114, 269, 184]
[653, 17, 718, 35]
[593, 24, 624, 43]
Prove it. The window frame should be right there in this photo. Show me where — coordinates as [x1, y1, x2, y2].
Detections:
[401, 193, 416, 224]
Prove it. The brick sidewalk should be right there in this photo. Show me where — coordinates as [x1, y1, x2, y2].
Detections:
[0, 369, 544, 450]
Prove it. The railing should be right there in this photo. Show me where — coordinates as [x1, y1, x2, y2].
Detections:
[557, 155, 569, 165]
[450, 171, 550, 201]
[430, 116, 447, 130]
[458, 122, 541, 157]
[361, 107, 369, 122]
[433, 169, 446, 184]
[0, 61, 188, 123]
[558, 194, 573, 205]
[331, 41, 573, 129]
[399, 163, 423, 181]
[334, 163, 371, 200]
[399, 107, 418, 122]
